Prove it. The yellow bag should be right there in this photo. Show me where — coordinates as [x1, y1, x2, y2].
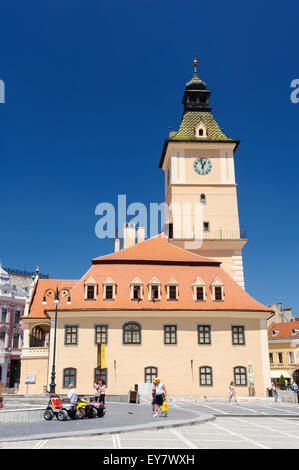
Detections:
[162, 400, 168, 412]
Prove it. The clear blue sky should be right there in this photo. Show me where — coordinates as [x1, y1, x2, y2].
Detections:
[1, 0, 298, 313]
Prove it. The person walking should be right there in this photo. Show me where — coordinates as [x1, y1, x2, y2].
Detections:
[272, 381, 278, 402]
[228, 381, 237, 405]
[152, 377, 167, 417]
[151, 379, 157, 414]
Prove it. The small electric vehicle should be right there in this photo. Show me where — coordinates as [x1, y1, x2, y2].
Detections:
[44, 394, 79, 421]
[76, 396, 97, 419]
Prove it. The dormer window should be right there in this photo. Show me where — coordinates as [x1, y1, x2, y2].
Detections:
[192, 277, 206, 301]
[291, 329, 299, 336]
[84, 277, 97, 300]
[103, 277, 116, 300]
[211, 278, 224, 301]
[272, 330, 279, 337]
[148, 277, 161, 301]
[195, 122, 207, 139]
[130, 277, 143, 301]
[166, 278, 179, 300]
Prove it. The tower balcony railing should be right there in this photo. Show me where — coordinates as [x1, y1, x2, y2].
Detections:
[202, 229, 247, 240]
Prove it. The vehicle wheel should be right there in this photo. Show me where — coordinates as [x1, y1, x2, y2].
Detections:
[57, 409, 68, 421]
[97, 407, 105, 418]
[91, 407, 97, 418]
[78, 408, 85, 419]
[44, 409, 54, 420]
[68, 409, 78, 420]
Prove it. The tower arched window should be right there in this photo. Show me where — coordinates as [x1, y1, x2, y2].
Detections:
[200, 194, 206, 204]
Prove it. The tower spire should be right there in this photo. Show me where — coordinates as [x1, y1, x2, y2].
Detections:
[181, 57, 211, 115]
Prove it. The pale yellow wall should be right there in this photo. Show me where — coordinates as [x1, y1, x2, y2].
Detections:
[18, 310, 270, 397]
[268, 342, 299, 380]
[19, 355, 49, 394]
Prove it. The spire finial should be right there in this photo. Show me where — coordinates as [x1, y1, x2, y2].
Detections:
[193, 56, 198, 72]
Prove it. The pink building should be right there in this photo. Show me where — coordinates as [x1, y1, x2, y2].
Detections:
[0, 263, 47, 389]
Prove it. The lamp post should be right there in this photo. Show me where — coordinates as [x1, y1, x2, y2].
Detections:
[42, 286, 71, 394]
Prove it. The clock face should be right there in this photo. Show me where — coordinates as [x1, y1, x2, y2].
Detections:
[193, 157, 212, 175]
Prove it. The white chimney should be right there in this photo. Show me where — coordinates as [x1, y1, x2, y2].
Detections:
[123, 223, 136, 249]
[137, 226, 145, 244]
[114, 238, 120, 253]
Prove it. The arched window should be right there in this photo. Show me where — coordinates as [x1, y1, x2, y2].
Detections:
[144, 366, 158, 383]
[123, 322, 141, 344]
[200, 194, 206, 204]
[63, 367, 77, 388]
[199, 366, 213, 386]
[198, 129, 204, 136]
[234, 366, 247, 386]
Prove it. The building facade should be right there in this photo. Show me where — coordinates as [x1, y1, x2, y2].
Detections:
[0, 264, 34, 388]
[268, 319, 299, 386]
[19, 60, 273, 397]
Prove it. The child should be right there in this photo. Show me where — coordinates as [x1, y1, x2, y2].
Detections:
[162, 399, 168, 417]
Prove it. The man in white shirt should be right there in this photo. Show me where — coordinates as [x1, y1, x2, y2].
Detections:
[67, 383, 77, 404]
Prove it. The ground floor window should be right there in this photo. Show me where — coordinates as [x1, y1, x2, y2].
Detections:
[144, 366, 158, 383]
[199, 366, 213, 386]
[63, 368, 77, 388]
[234, 366, 247, 386]
[94, 367, 108, 386]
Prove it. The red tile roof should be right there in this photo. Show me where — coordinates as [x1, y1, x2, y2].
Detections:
[27, 234, 272, 318]
[268, 320, 299, 340]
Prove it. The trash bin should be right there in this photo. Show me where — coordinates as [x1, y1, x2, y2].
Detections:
[297, 391, 299, 404]
[267, 388, 273, 398]
[129, 390, 137, 403]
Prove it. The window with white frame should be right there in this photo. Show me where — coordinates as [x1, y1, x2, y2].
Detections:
[84, 277, 98, 300]
[103, 277, 116, 300]
[195, 122, 207, 138]
[166, 278, 178, 300]
[191, 277, 206, 301]
[130, 277, 143, 301]
[148, 277, 161, 301]
[288, 351, 295, 364]
[211, 277, 224, 301]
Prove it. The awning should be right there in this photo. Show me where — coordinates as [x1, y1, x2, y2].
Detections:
[270, 370, 292, 379]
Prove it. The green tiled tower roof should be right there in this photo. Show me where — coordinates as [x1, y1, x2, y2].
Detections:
[159, 59, 239, 168]
[169, 111, 235, 142]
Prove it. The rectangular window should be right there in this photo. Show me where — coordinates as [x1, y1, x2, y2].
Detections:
[151, 285, 159, 300]
[199, 367, 213, 386]
[289, 352, 295, 364]
[0, 332, 5, 348]
[65, 325, 78, 345]
[168, 223, 173, 239]
[169, 285, 177, 300]
[94, 367, 108, 386]
[214, 286, 223, 300]
[12, 334, 19, 349]
[164, 325, 177, 344]
[14, 311, 21, 324]
[95, 325, 108, 344]
[198, 325, 211, 345]
[234, 367, 247, 386]
[277, 352, 283, 364]
[203, 222, 209, 232]
[1, 309, 7, 323]
[105, 285, 113, 300]
[196, 287, 204, 300]
[269, 352, 273, 364]
[87, 285, 95, 299]
[133, 285, 141, 300]
[232, 326, 245, 345]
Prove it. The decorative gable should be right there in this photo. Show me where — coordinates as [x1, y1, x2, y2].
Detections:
[195, 121, 207, 138]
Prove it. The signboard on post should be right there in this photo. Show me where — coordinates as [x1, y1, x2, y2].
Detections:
[25, 374, 36, 384]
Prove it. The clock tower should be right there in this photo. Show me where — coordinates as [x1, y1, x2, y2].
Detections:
[159, 59, 247, 289]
